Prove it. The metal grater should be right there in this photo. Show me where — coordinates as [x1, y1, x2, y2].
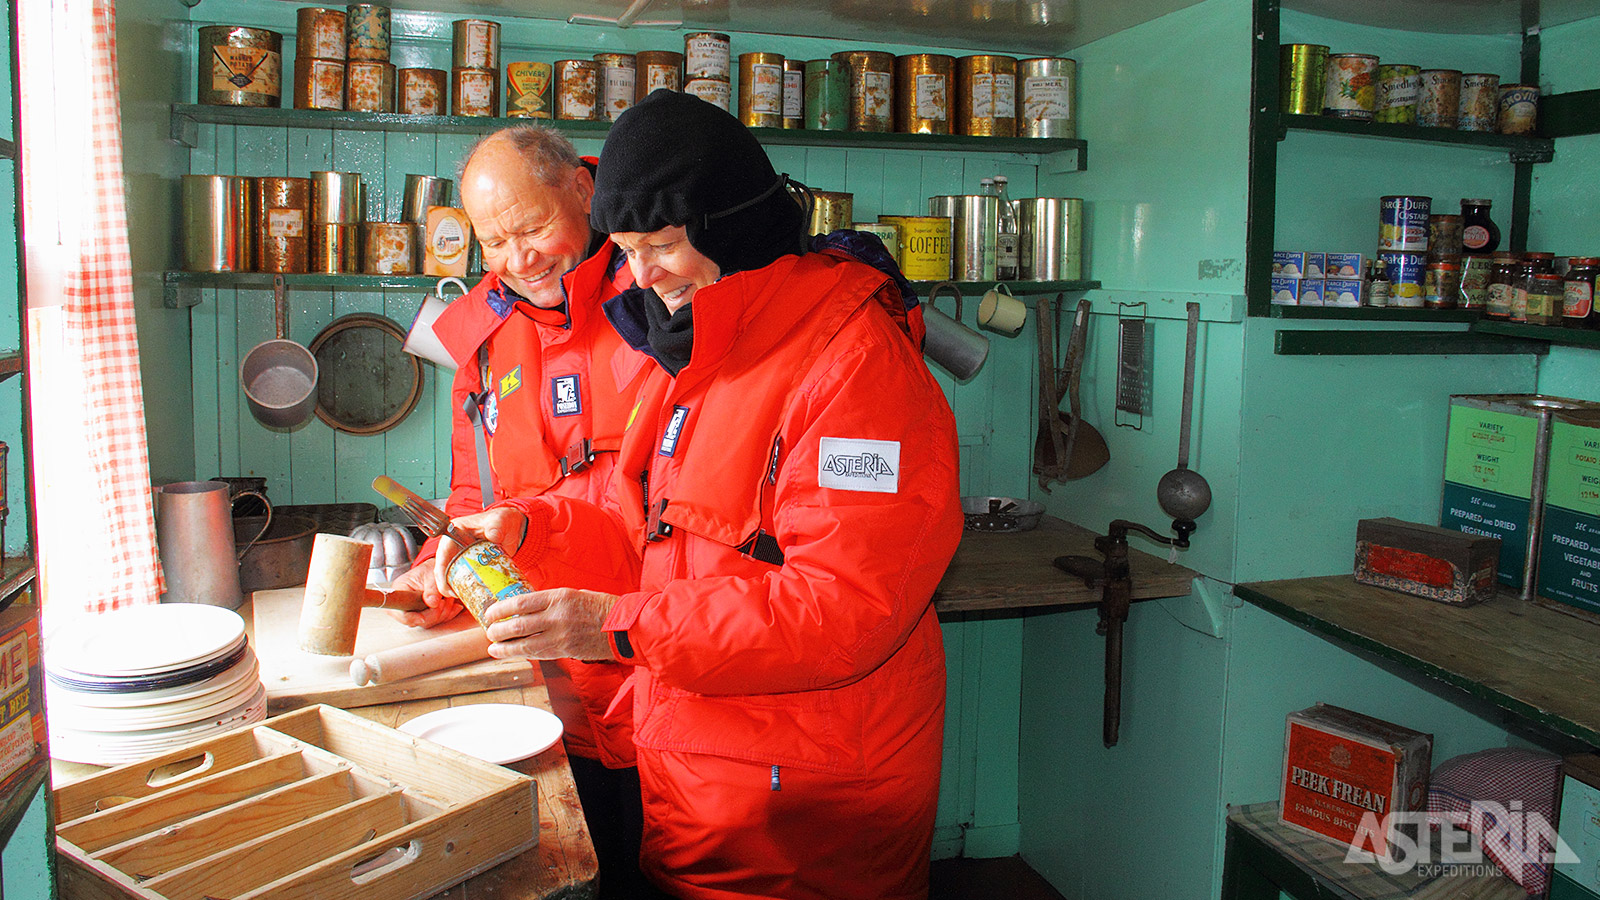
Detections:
[1115, 305, 1153, 428]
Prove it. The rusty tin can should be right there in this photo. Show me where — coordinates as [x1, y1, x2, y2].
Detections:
[1279, 44, 1328, 116]
[1428, 214, 1464, 261]
[833, 50, 894, 132]
[683, 78, 731, 111]
[198, 26, 283, 108]
[398, 67, 446, 115]
[1018, 57, 1076, 138]
[738, 52, 786, 128]
[635, 50, 683, 101]
[310, 171, 363, 224]
[181, 175, 254, 272]
[1498, 84, 1540, 135]
[930, 193, 998, 281]
[853, 221, 900, 265]
[452, 66, 498, 116]
[311, 223, 361, 273]
[344, 4, 390, 61]
[895, 54, 953, 134]
[804, 58, 849, 130]
[506, 62, 554, 118]
[293, 58, 345, 110]
[595, 53, 637, 122]
[451, 19, 500, 70]
[684, 32, 731, 80]
[956, 54, 1017, 136]
[1425, 261, 1462, 309]
[878, 215, 952, 280]
[346, 60, 395, 113]
[447, 541, 534, 627]
[808, 191, 853, 237]
[296, 8, 346, 61]
[1322, 53, 1378, 120]
[1417, 69, 1461, 128]
[257, 176, 310, 274]
[782, 58, 804, 128]
[1374, 64, 1420, 124]
[556, 59, 600, 120]
[1457, 73, 1500, 132]
[362, 222, 416, 275]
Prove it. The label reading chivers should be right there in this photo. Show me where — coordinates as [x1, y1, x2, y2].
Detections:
[818, 437, 900, 493]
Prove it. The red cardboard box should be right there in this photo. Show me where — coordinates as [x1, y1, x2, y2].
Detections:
[0, 596, 43, 793]
[1279, 703, 1433, 857]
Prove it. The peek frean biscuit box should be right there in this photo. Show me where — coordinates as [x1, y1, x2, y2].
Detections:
[1279, 703, 1432, 857]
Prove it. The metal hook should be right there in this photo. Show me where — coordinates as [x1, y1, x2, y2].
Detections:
[925, 280, 965, 321]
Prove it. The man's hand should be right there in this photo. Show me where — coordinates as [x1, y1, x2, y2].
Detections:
[433, 507, 530, 599]
[385, 564, 462, 628]
[481, 588, 619, 661]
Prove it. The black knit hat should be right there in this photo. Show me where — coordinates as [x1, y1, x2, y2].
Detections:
[591, 91, 805, 274]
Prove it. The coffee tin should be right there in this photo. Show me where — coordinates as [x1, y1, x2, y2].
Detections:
[1018, 57, 1075, 138]
[929, 194, 998, 281]
[956, 55, 1017, 136]
[346, 60, 395, 113]
[1279, 44, 1328, 116]
[311, 223, 360, 273]
[506, 62, 554, 119]
[257, 176, 310, 274]
[782, 59, 804, 128]
[557, 60, 600, 120]
[595, 53, 637, 122]
[878, 215, 952, 281]
[446, 541, 534, 627]
[635, 50, 683, 101]
[1379, 195, 1431, 251]
[894, 54, 953, 135]
[1417, 69, 1461, 128]
[198, 26, 283, 108]
[804, 59, 849, 130]
[853, 222, 900, 265]
[1322, 53, 1378, 121]
[345, 4, 390, 62]
[683, 78, 731, 111]
[1499, 84, 1539, 135]
[738, 52, 786, 128]
[684, 32, 731, 80]
[808, 191, 853, 237]
[1018, 197, 1084, 281]
[834, 50, 894, 132]
[296, 8, 346, 61]
[1457, 74, 1500, 132]
[181, 175, 253, 272]
[1379, 250, 1428, 307]
[398, 68, 446, 115]
[294, 58, 345, 110]
[362, 222, 416, 275]
[451, 19, 499, 70]
[1374, 64, 1420, 124]
[453, 66, 498, 116]
[310, 171, 363, 224]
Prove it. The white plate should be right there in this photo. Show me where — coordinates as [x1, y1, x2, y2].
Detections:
[50, 605, 246, 676]
[398, 704, 563, 765]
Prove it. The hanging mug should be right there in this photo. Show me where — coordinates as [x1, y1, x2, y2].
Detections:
[977, 283, 1027, 336]
[920, 282, 989, 381]
[403, 276, 468, 368]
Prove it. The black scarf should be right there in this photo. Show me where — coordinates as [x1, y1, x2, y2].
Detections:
[641, 291, 695, 376]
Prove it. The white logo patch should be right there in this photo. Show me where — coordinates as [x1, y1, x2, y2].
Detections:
[818, 437, 900, 493]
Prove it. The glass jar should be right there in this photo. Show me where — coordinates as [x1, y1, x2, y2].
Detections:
[1458, 254, 1492, 309]
[1563, 257, 1600, 329]
[1460, 198, 1500, 253]
[1526, 273, 1565, 326]
[1524, 251, 1556, 273]
[1484, 253, 1519, 318]
[1424, 261, 1460, 309]
[1509, 261, 1539, 322]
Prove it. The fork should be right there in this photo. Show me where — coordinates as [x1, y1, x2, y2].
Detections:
[371, 476, 474, 547]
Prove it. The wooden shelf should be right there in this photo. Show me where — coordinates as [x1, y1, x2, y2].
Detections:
[1270, 305, 1480, 322]
[0, 757, 46, 851]
[1273, 329, 1547, 356]
[0, 558, 35, 606]
[1235, 575, 1600, 746]
[1472, 319, 1600, 349]
[0, 351, 21, 383]
[1277, 113, 1555, 162]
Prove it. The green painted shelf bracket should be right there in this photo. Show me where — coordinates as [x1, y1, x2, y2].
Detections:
[1274, 329, 1548, 355]
[1538, 88, 1600, 139]
[170, 109, 199, 149]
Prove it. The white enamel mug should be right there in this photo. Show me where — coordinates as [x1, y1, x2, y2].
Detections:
[403, 277, 468, 368]
[977, 283, 1027, 336]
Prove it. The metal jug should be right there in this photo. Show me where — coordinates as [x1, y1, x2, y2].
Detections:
[921, 282, 990, 381]
[154, 480, 271, 610]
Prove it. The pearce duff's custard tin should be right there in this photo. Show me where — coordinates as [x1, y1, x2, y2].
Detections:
[346, 60, 395, 113]
[452, 19, 500, 70]
[1379, 195, 1431, 252]
[345, 4, 390, 62]
[834, 50, 895, 133]
[1279, 44, 1328, 116]
[198, 26, 283, 108]
[1458, 74, 1500, 132]
[596, 53, 637, 122]
[1374, 64, 1420, 124]
[956, 54, 1016, 136]
[294, 58, 345, 110]
[685, 32, 731, 80]
[556, 59, 601, 121]
[398, 68, 446, 115]
[895, 54, 953, 135]
[782, 59, 805, 129]
[738, 52, 786, 129]
[1380, 250, 1428, 307]
[453, 67, 498, 116]
[1018, 57, 1076, 139]
[1416, 69, 1461, 128]
[296, 8, 346, 61]
[1322, 53, 1378, 121]
[635, 50, 683, 101]
[506, 62, 554, 119]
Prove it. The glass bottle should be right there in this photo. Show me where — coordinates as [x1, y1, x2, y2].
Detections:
[1368, 258, 1391, 307]
[1563, 257, 1599, 329]
[1484, 252, 1519, 319]
[992, 175, 1020, 281]
[1460, 199, 1500, 254]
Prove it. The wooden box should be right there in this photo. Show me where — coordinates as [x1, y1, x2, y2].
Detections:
[54, 704, 536, 900]
[1535, 410, 1600, 627]
[1280, 703, 1433, 857]
[1354, 517, 1500, 606]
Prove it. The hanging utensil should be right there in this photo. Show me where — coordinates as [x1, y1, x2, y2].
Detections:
[1156, 301, 1212, 547]
[240, 275, 318, 429]
[1034, 296, 1109, 489]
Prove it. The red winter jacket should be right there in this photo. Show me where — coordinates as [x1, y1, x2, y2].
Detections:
[423, 241, 647, 769]
[504, 248, 963, 899]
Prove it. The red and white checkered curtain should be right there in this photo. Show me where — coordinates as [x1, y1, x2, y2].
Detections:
[19, 0, 164, 619]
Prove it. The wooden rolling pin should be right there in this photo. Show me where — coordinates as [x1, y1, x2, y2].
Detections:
[349, 628, 491, 686]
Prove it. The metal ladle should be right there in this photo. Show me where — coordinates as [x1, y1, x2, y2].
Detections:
[1156, 301, 1211, 547]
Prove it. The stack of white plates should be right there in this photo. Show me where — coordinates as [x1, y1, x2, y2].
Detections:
[47, 604, 267, 766]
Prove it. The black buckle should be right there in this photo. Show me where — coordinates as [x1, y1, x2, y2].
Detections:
[559, 438, 595, 477]
[645, 498, 672, 542]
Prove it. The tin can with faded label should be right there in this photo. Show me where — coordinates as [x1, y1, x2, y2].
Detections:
[256, 177, 310, 273]
[1428, 214, 1463, 261]
[1374, 64, 1420, 124]
[1018, 197, 1084, 281]
[956, 55, 1017, 136]
[398, 68, 446, 115]
[556, 60, 600, 120]
[425, 206, 473, 277]
[296, 8, 346, 61]
[1459, 254, 1492, 309]
[894, 54, 953, 135]
[1425, 261, 1461, 308]
[402, 174, 452, 225]
[878, 215, 952, 281]
[684, 78, 731, 111]
[738, 52, 786, 128]
[182, 175, 254, 272]
[294, 58, 345, 110]
[635, 51, 683, 101]
[198, 26, 283, 108]
[1322, 53, 1378, 120]
[310, 171, 362, 224]
[362, 222, 415, 275]
[595, 53, 637, 121]
[1498, 84, 1539, 135]
[808, 191, 853, 237]
[853, 222, 900, 265]
[345, 4, 390, 61]
[1279, 44, 1327, 116]
[930, 194, 998, 281]
[447, 541, 534, 627]
[452, 19, 499, 70]
[1457, 73, 1500, 132]
[685, 32, 731, 80]
[452, 66, 498, 116]
[782, 59, 804, 128]
[833, 50, 894, 133]
[1379, 250, 1427, 307]
[805, 58, 849, 130]
[311, 223, 360, 273]
[346, 60, 395, 112]
[506, 62, 553, 118]
[1379, 195, 1431, 251]
[1417, 69, 1461, 128]
[1018, 57, 1075, 138]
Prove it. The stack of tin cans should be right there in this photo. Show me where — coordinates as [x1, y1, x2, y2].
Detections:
[685, 32, 734, 111]
[287, 6, 393, 112]
[452, 19, 501, 116]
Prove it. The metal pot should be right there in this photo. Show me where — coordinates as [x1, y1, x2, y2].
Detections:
[241, 276, 318, 428]
[234, 513, 318, 592]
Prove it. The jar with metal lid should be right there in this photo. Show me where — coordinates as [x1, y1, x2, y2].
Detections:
[1424, 261, 1460, 309]
[1509, 261, 1541, 322]
[1562, 257, 1600, 328]
[1458, 254, 1492, 309]
[1526, 273, 1565, 326]
[1524, 251, 1555, 273]
[1461, 199, 1500, 253]
[1484, 253, 1519, 318]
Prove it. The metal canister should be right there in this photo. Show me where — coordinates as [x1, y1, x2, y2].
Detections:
[853, 222, 900, 265]
[451, 19, 500, 70]
[346, 60, 395, 113]
[683, 79, 731, 111]
[1278, 44, 1328, 116]
[635, 50, 683, 101]
[1378, 250, 1427, 307]
[1379, 195, 1431, 251]
[1017, 57, 1076, 138]
[878, 215, 952, 280]
[345, 4, 390, 61]
[446, 541, 534, 627]
[1499, 84, 1540, 135]
[398, 68, 446, 115]
[833, 50, 895, 133]
[1416, 69, 1461, 128]
[956, 55, 1017, 136]
[782, 59, 805, 129]
[453, 67, 498, 116]
[894, 54, 953, 135]
[506, 62, 554, 118]
[1374, 64, 1420, 124]
[1458, 73, 1500, 132]
[556, 59, 600, 120]
[808, 191, 853, 237]
[296, 8, 346, 61]
[402, 175, 452, 225]
[1017, 197, 1084, 281]
[293, 58, 345, 110]
[181, 175, 253, 272]
[198, 26, 283, 108]
[1322, 53, 1378, 120]
[1424, 261, 1461, 309]
[929, 194, 998, 281]
[738, 52, 786, 128]
[684, 32, 731, 80]
[1428, 214, 1463, 261]
[1459, 254, 1492, 309]
[311, 171, 363, 224]
[596, 53, 637, 122]
[311, 223, 361, 273]
[256, 176, 310, 274]
[362, 222, 416, 275]
[804, 59, 849, 130]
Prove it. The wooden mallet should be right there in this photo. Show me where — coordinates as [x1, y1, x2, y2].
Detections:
[297, 533, 430, 656]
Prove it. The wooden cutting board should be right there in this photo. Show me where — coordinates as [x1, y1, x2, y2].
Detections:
[249, 587, 537, 713]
